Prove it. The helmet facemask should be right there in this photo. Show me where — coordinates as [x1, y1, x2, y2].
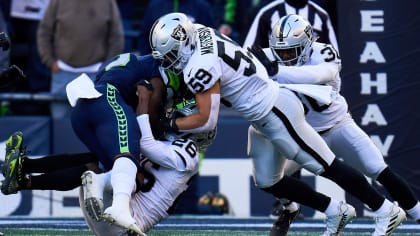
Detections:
[269, 14, 314, 66]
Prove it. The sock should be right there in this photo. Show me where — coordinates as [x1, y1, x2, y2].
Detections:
[324, 199, 341, 216]
[377, 167, 419, 210]
[321, 159, 385, 211]
[284, 201, 300, 212]
[24, 153, 97, 173]
[111, 157, 137, 206]
[405, 202, 420, 221]
[261, 175, 330, 212]
[30, 165, 87, 190]
[102, 171, 112, 192]
[373, 199, 393, 216]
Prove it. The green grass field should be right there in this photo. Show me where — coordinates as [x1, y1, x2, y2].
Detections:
[0, 229, 415, 236]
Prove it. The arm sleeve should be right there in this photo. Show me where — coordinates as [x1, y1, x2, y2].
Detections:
[137, 114, 187, 170]
[274, 62, 339, 85]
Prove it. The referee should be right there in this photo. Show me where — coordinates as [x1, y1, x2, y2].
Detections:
[243, 0, 338, 50]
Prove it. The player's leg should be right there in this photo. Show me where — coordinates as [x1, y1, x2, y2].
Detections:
[79, 185, 136, 236]
[253, 88, 405, 235]
[72, 88, 143, 235]
[325, 116, 420, 223]
[24, 152, 100, 191]
[248, 125, 355, 236]
[23, 152, 99, 173]
[1, 131, 101, 194]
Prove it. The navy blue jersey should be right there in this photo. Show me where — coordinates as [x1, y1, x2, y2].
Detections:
[94, 53, 161, 108]
[71, 53, 161, 170]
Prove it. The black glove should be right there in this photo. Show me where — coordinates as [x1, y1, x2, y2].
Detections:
[159, 116, 179, 133]
[0, 32, 10, 51]
[0, 65, 26, 87]
[248, 45, 278, 76]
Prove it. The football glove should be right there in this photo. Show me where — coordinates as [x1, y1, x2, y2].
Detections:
[0, 65, 26, 88]
[159, 116, 179, 133]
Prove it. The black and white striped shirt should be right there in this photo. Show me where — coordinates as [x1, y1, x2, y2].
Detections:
[243, 0, 338, 50]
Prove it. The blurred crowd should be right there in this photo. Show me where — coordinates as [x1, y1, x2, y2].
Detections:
[0, 0, 336, 117]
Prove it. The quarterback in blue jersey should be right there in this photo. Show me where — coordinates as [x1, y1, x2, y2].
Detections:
[68, 53, 164, 235]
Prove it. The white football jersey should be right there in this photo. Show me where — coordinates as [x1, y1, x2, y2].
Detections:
[81, 115, 199, 235]
[267, 42, 348, 132]
[131, 138, 199, 232]
[183, 25, 279, 121]
[132, 114, 199, 232]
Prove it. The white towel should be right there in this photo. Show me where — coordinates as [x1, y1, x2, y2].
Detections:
[279, 84, 333, 105]
[66, 73, 102, 107]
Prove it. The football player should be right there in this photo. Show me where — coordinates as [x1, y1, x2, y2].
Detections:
[80, 99, 216, 235]
[149, 12, 405, 236]
[1, 100, 215, 236]
[248, 14, 420, 235]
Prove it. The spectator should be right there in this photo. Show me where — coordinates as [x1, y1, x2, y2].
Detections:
[8, 0, 50, 93]
[137, 0, 216, 55]
[211, 0, 254, 44]
[0, 9, 9, 71]
[243, 0, 338, 50]
[0, 8, 11, 115]
[115, 0, 149, 52]
[37, 0, 124, 119]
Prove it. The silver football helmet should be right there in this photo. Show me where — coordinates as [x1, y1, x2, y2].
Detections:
[164, 100, 217, 151]
[149, 13, 196, 74]
[269, 14, 315, 66]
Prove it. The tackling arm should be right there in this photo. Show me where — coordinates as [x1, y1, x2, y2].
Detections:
[175, 81, 221, 133]
[137, 114, 189, 170]
[136, 76, 165, 137]
[275, 62, 339, 85]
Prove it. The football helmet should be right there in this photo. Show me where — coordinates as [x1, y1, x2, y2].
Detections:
[269, 14, 314, 66]
[149, 13, 196, 74]
[164, 100, 217, 151]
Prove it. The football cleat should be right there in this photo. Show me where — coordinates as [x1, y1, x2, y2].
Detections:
[81, 171, 105, 221]
[103, 206, 146, 236]
[1, 131, 25, 195]
[372, 204, 406, 236]
[321, 201, 356, 236]
[269, 200, 284, 220]
[270, 205, 301, 236]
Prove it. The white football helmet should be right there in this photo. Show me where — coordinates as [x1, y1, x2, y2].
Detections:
[149, 13, 196, 74]
[269, 14, 315, 66]
[164, 100, 217, 151]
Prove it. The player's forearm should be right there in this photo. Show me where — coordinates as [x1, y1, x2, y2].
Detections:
[177, 93, 220, 133]
[137, 114, 183, 169]
[276, 63, 338, 84]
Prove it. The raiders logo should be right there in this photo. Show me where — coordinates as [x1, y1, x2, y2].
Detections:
[171, 25, 187, 41]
